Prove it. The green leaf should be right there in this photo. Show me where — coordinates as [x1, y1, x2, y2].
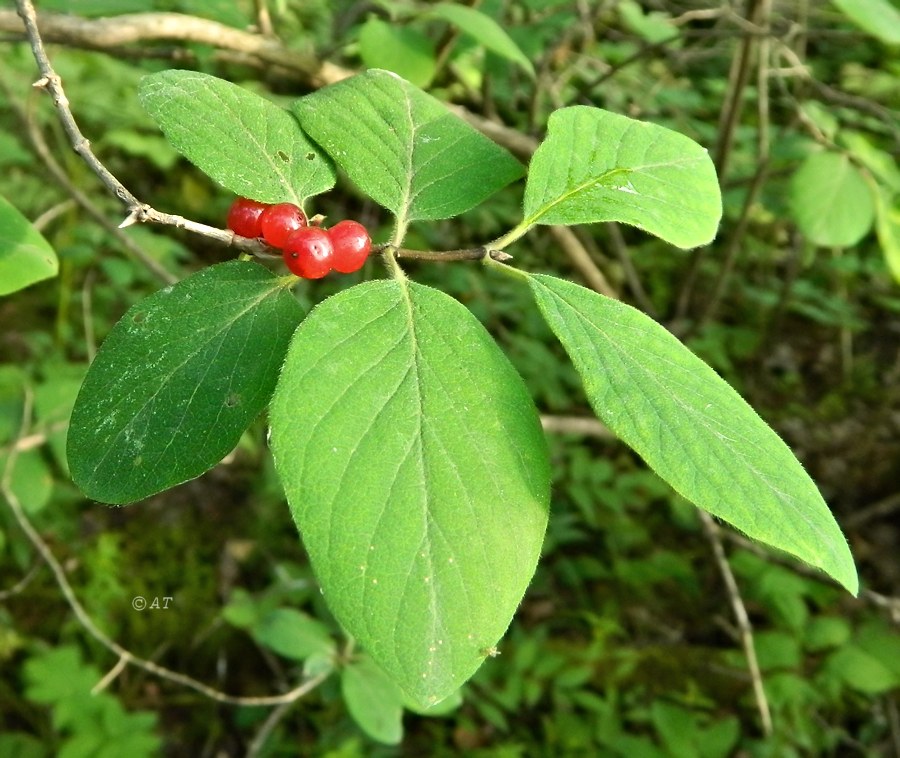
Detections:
[522, 106, 722, 248]
[0, 449, 53, 514]
[0, 194, 58, 296]
[341, 655, 405, 745]
[67, 261, 304, 504]
[139, 71, 335, 205]
[269, 279, 550, 706]
[252, 608, 336, 661]
[831, 0, 900, 45]
[790, 151, 875, 247]
[874, 187, 900, 283]
[359, 18, 436, 88]
[825, 644, 900, 694]
[523, 273, 858, 594]
[292, 70, 524, 226]
[424, 4, 535, 78]
[618, 0, 678, 44]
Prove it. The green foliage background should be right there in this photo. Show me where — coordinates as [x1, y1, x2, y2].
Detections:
[1, 0, 899, 755]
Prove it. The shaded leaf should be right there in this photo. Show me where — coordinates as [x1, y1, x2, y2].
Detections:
[68, 261, 304, 504]
[253, 608, 335, 661]
[269, 279, 549, 705]
[525, 273, 858, 594]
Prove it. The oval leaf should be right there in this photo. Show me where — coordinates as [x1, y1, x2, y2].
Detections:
[68, 261, 304, 504]
[525, 273, 858, 595]
[342, 655, 406, 745]
[292, 70, 524, 225]
[0, 194, 58, 296]
[252, 608, 335, 661]
[523, 106, 722, 248]
[359, 18, 437, 88]
[269, 279, 550, 706]
[425, 3, 535, 78]
[790, 151, 875, 247]
[139, 70, 335, 205]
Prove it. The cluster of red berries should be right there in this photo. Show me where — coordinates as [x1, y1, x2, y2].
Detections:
[227, 198, 372, 279]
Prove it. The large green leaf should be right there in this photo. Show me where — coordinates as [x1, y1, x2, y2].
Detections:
[292, 70, 524, 226]
[522, 106, 722, 248]
[524, 273, 858, 595]
[0, 194, 58, 296]
[790, 151, 875, 247]
[67, 261, 303, 504]
[269, 279, 549, 706]
[139, 70, 335, 205]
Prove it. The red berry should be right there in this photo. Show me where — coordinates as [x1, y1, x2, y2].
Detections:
[260, 203, 308, 249]
[283, 227, 334, 279]
[328, 220, 372, 274]
[227, 197, 268, 238]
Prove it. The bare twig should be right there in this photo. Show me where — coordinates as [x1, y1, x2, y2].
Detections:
[606, 222, 655, 316]
[0, 560, 41, 600]
[540, 414, 613, 439]
[386, 244, 513, 263]
[0, 68, 176, 284]
[0, 9, 322, 80]
[1, 8, 540, 158]
[0, 384, 332, 706]
[699, 510, 773, 736]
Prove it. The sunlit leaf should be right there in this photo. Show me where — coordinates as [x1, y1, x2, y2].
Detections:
[523, 107, 722, 248]
[790, 151, 875, 247]
[832, 0, 900, 44]
[0, 194, 58, 296]
[524, 272, 858, 595]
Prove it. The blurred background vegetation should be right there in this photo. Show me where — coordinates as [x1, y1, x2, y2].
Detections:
[1, 0, 899, 755]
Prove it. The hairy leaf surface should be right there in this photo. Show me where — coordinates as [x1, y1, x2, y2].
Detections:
[140, 70, 335, 205]
[68, 261, 303, 504]
[526, 273, 857, 594]
[524, 107, 722, 248]
[292, 70, 523, 225]
[270, 279, 549, 705]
